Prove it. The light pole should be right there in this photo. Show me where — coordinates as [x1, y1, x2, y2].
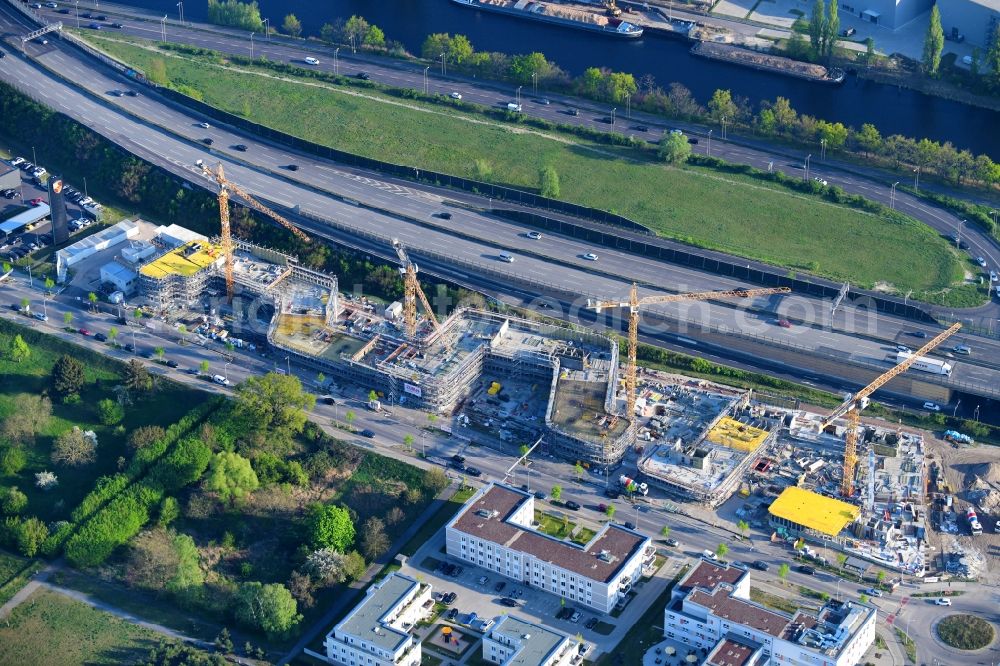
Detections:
[531, 72, 536, 95]
[423, 66, 429, 94]
[708, 129, 713, 157]
[26, 264, 32, 287]
[176, 1, 183, 24]
[611, 107, 616, 131]
[974, 404, 981, 422]
[334, 47, 340, 74]
[516, 85, 522, 108]
[721, 116, 727, 139]
[75, 0, 79, 28]
[804, 154, 811, 181]
[439, 52, 446, 76]
[130, 326, 137, 353]
[263, 17, 270, 40]
[224, 358, 231, 381]
[820, 138, 827, 160]
[249, 32, 254, 59]
[160, 15, 167, 42]
[285, 355, 291, 376]
[913, 167, 919, 192]
[890, 181, 899, 210]
[626, 93, 631, 119]
[953, 399, 962, 417]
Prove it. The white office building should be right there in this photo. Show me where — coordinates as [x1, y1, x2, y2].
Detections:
[446, 483, 653, 614]
[323, 573, 432, 666]
[482, 615, 578, 666]
[664, 560, 877, 666]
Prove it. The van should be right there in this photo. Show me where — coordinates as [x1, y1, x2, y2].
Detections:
[507, 102, 522, 112]
[498, 252, 514, 263]
[212, 374, 230, 386]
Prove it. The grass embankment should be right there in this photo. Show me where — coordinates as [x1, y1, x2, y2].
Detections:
[895, 628, 918, 664]
[398, 484, 476, 557]
[82, 34, 965, 296]
[0, 588, 166, 665]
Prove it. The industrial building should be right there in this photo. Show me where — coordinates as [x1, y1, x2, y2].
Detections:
[0, 203, 51, 240]
[322, 573, 431, 666]
[482, 615, 577, 666]
[56, 219, 139, 282]
[445, 483, 653, 614]
[637, 382, 775, 506]
[940, 0, 1000, 48]
[768, 486, 862, 544]
[664, 559, 877, 666]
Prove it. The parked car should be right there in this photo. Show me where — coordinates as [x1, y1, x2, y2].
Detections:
[798, 565, 816, 575]
[447, 607, 459, 619]
[585, 617, 598, 630]
[29, 198, 45, 206]
[752, 560, 770, 571]
[499, 597, 518, 607]
[569, 611, 581, 623]
[494, 581, 506, 593]
[922, 401, 941, 412]
[623, 521, 636, 530]
[865, 588, 884, 598]
[533, 490, 546, 501]
[94, 332, 107, 342]
[477, 575, 489, 585]
[78, 327, 91, 336]
[449, 92, 462, 99]
[564, 500, 581, 511]
[665, 538, 679, 547]
[465, 466, 482, 477]
[360, 429, 376, 438]
[452, 454, 466, 464]
[33, 312, 48, 321]
[166, 359, 180, 368]
[777, 319, 792, 328]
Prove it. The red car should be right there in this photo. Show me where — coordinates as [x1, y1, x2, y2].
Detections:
[78, 327, 91, 336]
[777, 319, 792, 328]
[29, 198, 45, 206]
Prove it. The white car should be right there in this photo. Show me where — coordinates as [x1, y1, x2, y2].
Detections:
[304, 56, 319, 65]
[583, 252, 599, 261]
[813, 176, 828, 186]
[935, 597, 952, 606]
[990, 271, 997, 282]
[449, 92, 462, 100]
[526, 231, 542, 240]
[197, 122, 211, 129]
[31, 167, 46, 178]
[976, 256, 987, 267]
[212, 374, 231, 386]
[10, 157, 24, 166]
[922, 401, 941, 412]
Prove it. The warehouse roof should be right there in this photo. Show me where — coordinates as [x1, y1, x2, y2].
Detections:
[768, 487, 859, 537]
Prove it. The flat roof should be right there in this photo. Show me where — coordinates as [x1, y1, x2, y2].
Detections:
[679, 559, 748, 595]
[100, 262, 137, 283]
[140, 240, 222, 279]
[707, 416, 769, 452]
[768, 487, 860, 537]
[334, 573, 418, 653]
[0, 204, 49, 234]
[688, 588, 790, 638]
[59, 219, 139, 261]
[488, 615, 570, 666]
[706, 638, 758, 666]
[450, 484, 648, 583]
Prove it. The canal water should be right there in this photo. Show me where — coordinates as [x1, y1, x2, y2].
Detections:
[122, 0, 999, 158]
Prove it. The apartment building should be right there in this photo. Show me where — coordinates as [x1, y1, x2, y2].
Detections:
[323, 573, 432, 666]
[482, 615, 578, 666]
[446, 484, 652, 614]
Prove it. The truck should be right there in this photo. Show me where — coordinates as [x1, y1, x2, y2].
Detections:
[619, 475, 648, 496]
[895, 351, 952, 376]
[967, 507, 983, 535]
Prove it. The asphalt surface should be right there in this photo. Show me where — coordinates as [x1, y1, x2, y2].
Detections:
[2, 1, 1000, 404]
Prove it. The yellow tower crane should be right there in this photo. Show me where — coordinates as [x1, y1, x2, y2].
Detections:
[392, 238, 442, 339]
[820, 321, 961, 498]
[201, 163, 310, 302]
[587, 285, 791, 419]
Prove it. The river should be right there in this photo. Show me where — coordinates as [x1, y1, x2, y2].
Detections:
[119, 0, 999, 159]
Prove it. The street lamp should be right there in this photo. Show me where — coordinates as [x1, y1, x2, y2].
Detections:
[913, 167, 920, 193]
[176, 1, 184, 24]
[708, 129, 713, 157]
[611, 107, 616, 131]
[890, 181, 899, 210]
[263, 17, 270, 40]
[334, 47, 340, 74]
[820, 137, 827, 160]
[721, 116, 727, 139]
[423, 65, 429, 94]
[516, 85, 522, 108]
[953, 399, 962, 418]
[285, 355, 291, 376]
[531, 72, 536, 95]
[249, 32, 254, 59]
[74, 0, 79, 28]
[626, 93, 631, 119]
[224, 358, 232, 381]
[804, 154, 811, 181]
[160, 15, 167, 42]
[439, 52, 446, 76]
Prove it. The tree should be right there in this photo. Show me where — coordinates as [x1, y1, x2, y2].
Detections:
[864, 37, 877, 68]
[421, 32, 452, 60]
[1, 487, 27, 515]
[123, 359, 152, 393]
[320, 21, 343, 44]
[63, 311, 73, 327]
[344, 410, 356, 427]
[539, 166, 560, 198]
[770, 97, 798, 132]
[88, 291, 98, 311]
[34, 471, 58, 490]
[129, 425, 166, 451]
[207, 0, 264, 31]
[736, 520, 749, 538]
[7, 334, 30, 363]
[52, 354, 85, 401]
[836, 553, 848, 568]
[108, 326, 119, 345]
[707, 89, 737, 122]
[368, 389, 379, 403]
[307, 504, 356, 551]
[986, 23, 1000, 82]
[344, 15, 370, 52]
[922, 5, 944, 75]
[52, 427, 97, 466]
[876, 570, 887, 584]
[824, 0, 839, 59]
[98, 398, 125, 426]
[199, 360, 210, 375]
[154, 347, 165, 361]
[234, 582, 302, 637]
[363, 25, 385, 49]
[809, 0, 827, 57]
[126, 528, 204, 593]
[605, 504, 616, 519]
[2, 394, 52, 444]
[215, 627, 235, 653]
[716, 542, 729, 559]
[361, 516, 390, 560]
[448, 34, 474, 64]
[0, 446, 26, 477]
[158, 496, 180, 527]
[19, 297, 29, 313]
[282, 13, 302, 38]
[403, 434, 415, 451]
[44, 277, 55, 293]
[303, 547, 349, 584]
[2, 261, 11, 274]
[287, 571, 315, 608]
[344, 551, 367, 580]
[859, 593, 869, 604]
[777, 563, 790, 584]
[855, 123, 882, 156]
[573, 463, 584, 481]
[234, 373, 315, 450]
[551, 485, 563, 501]
[15, 517, 48, 557]
[206, 452, 260, 503]
[424, 467, 449, 495]
[658, 132, 692, 164]
[660, 525, 671, 539]
[580, 67, 604, 98]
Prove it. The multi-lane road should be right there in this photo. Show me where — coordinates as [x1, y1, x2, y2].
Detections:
[2, 0, 1000, 406]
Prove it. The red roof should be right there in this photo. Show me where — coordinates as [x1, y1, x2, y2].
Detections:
[679, 560, 747, 594]
[688, 588, 791, 638]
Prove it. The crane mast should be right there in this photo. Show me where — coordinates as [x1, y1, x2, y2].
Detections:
[392, 238, 441, 340]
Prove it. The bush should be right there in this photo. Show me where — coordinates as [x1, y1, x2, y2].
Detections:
[0, 445, 27, 476]
[234, 582, 302, 637]
[936, 614, 995, 650]
[97, 398, 125, 426]
[1, 487, 28, 515]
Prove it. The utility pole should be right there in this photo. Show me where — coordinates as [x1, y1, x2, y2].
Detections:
[626, 93, 631, 119]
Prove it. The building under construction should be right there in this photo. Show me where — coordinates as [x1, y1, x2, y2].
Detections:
[271, 306, 635, 468]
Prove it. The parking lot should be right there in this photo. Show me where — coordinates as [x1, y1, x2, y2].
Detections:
[398, 520, 684, 660]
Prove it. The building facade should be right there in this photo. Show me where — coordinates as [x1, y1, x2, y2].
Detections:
[446, 484, 652, 614]
[837, 0, 933, 29]
[664, 560, 877, 666]
[482, 615, 577, 666]
[939, 0, 1000, 48]
[323, 573, 431, 666]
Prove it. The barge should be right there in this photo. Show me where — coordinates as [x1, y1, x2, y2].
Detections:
[691, 42, 845, 84]
[450, 0, 644, 39]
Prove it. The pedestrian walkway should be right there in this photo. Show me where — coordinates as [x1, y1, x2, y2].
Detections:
[0, 562, 54, 621]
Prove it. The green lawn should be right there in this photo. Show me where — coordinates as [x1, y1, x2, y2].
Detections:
[534, 509, 575, 539]
[0, 319, 205, 523]
[0, 549, 42, 606]
[81, 34, 964, 294]
[749, 586, 800, 615]
[0, 588, 164, 665]
[571, 526, 597, 545]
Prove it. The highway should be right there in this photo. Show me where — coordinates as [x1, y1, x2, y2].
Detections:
[2, 1, 1000, 405]
[31, 0, 1000, 294]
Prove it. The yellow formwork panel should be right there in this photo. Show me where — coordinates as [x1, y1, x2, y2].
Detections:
[139, 241, 222, 279]
[706, 416, 768, 452]
[769, 486, 860, 537]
